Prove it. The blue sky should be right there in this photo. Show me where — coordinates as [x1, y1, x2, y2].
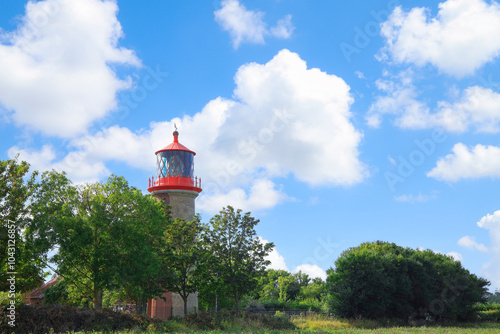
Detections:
[1, 0, 500, 290]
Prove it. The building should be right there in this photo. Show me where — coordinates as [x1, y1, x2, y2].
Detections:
[146, 129, 202, 319]
[23, 276, 61, 305]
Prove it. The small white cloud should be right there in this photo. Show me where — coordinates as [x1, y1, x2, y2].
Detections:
[259, 237, 289, 271]
[270, 15, 294, 39]
[292, 264, 327, 281]
[446, 251, 463, 263]
[428, 143, 500, 182]
[380, 0, 500, 77]
[214, 0, 294, 49]
[458, 236, 488, 252]
[368, 71, 500, 133]
[355, 71, 366, 80]
[394, 192, 437, 203]
[0, 0, 140, 137]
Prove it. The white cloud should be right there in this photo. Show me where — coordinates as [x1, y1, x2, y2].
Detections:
[458, 210, 500, 289]
[368, 70, 500, 133]
[10, 49, 367, 211]
[292, 264, 327, 281]
[259, 237, 289, 271]
[214, 0, 294, 49]
[380, 0, 500, 77]
[458, 236, 488, 252]
[259, 237, 327, 280]
[366, 71, 431, 129]
[197, 179, 290, 213]
[446, 251, 463, 263]
[0, 0, 140, 137]
[427, 143, 500, 181]
[8, 145, 109, 184]
[394, 192, 437, 203]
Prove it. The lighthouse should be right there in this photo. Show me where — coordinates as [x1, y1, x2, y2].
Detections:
[147, 128, 202, 319]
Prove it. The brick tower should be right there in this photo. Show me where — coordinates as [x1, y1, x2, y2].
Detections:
[146, 129, 202, 319]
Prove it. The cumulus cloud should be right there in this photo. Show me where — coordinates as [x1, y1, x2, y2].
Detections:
[259, 237, 327, 280]
[197, 179, 290, 213]
[0, 0, 140, 137]
[259, 237, 289, 271]
[10, 49, 367, 211]
[380, 0, 500, 77]
[458, 210, 500, 289]
[458, 236, 488, 252]
[368, 70, 500, 133]
[446, 251, 464, 263]
[8, 145, 109, 184]
[366, 71, 432, 129]
[427, 143, 500, 181]
[214, 0, 294, 49]
[292, 264, 327, 281]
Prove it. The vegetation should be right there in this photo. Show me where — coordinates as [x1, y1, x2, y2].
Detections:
[0, 157, 46, 293]
[0, 157, 497, 333]
[27, 172, 170, 310]
[326, 241, 489, 322]
[159, 216, 204, 316]
[201, 206, 274, 311]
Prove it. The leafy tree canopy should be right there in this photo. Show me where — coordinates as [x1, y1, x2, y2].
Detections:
[326, 241, 489, 321]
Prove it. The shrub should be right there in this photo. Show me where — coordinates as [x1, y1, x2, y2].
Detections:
[326, 241, 490, 322]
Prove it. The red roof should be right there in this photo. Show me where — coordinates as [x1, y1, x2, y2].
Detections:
[155, 131, 196, 155]
[24, 276, 61, 300]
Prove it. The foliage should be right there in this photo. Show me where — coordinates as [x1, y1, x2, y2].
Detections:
[183, 310, 295, 331]
[27, 173, 170, 310]
[158, 215, 205, 315]
[326, 241, 490, 322]
[0, 303, 168, 334]
[0, 157, 46, 293]
[487, 290, 500, 304]
[202, 206, 274, 311]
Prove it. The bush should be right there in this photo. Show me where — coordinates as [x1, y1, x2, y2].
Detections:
[0, 303, 162, 334]
[326, 241, 490, 322]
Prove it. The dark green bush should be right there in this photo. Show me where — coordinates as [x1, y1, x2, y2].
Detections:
[326, 241, 490, 322]
[0, 303, 160, 334]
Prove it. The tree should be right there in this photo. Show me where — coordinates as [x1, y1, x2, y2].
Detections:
[488, 290, 500, 304]
[326, 241, 490, 321]
[298, 278, 325, 302]
[0, 157, 45, 293]
[159, 216, 204, 316]
[203, 206, 274, 311]
[27, 172, 170, 310]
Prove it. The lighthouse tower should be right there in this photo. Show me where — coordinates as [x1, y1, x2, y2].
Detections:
[147, 129, 202, 319]
[148, 129, 202, 219]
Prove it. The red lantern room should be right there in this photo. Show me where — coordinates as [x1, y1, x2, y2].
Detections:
[148, 130, 202, 194]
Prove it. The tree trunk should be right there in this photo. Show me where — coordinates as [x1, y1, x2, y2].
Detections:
[93, 284, 103, 310]
[182, 294, 188, 316]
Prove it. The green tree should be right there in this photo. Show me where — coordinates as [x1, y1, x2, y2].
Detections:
[203, 206, 274, 311]
[27, 172, 169, 310]
[159, 216, 204, 316]
[298, 278, 325, 302]
[0, 157, 45, 293]
[326, 241, 489, 321]
[278, 275, 296, 302]
[488, 290, 500, 304]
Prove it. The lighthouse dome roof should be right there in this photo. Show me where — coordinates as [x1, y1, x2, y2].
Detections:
[155, 131, 196, 155]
